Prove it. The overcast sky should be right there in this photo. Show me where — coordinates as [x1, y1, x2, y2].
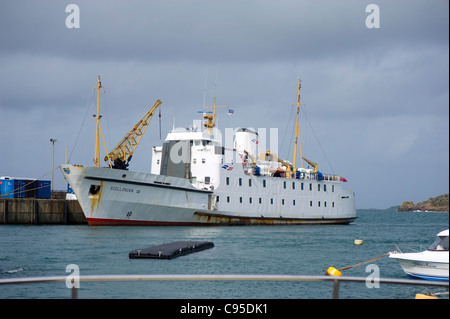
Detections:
[0, 0, 448, 209]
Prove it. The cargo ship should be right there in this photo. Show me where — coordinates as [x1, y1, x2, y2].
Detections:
[60, 77, 356, 225]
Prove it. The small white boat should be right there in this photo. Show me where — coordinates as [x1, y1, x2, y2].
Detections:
[389, 229, 449, 281]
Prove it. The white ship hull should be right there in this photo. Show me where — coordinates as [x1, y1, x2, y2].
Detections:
[389, 230, 449, 281]
[61, 164, 356, 226]
[390, 252, 449, 281]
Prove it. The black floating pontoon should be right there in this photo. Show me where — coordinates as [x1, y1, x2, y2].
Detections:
[129, 241, 214, 260]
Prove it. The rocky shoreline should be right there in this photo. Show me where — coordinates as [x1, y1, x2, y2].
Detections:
[398, 194, 449, 212]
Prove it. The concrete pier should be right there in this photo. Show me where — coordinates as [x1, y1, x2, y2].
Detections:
[0, 199, 87, 225]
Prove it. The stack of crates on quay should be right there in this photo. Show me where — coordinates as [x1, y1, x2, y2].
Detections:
[0, 176, 51, 199]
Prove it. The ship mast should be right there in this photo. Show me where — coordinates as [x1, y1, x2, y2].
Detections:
[203, 96, 227, 134]
[93, 76, 112, 168]
[292, 79, 303, 175]
[94, 76, 103, 167]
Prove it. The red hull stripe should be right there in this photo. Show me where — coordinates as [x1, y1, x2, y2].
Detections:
[86, 218, 207, 226]
[86, 216, 356, 226]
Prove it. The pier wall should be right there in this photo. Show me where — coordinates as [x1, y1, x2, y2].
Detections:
[0, 199, 87, 225]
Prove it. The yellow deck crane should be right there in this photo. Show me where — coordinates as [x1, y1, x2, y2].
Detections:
[277, 158, 293, 178]
[104, 100, 162, 169]
[302, 156, 318, 173]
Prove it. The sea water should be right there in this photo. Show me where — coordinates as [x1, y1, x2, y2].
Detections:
[0, 209, 448, 299]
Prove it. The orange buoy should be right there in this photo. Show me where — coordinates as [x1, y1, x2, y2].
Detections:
[415, 293, 438, 299]
[325, 267, 342, 276]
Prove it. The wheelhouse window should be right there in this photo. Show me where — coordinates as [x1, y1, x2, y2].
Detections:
[428, 236, 449, 251]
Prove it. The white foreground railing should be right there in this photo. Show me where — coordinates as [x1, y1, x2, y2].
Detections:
[1, 274, 448, 299]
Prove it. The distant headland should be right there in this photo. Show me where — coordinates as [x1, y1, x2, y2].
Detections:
[398, 194, 449, 212]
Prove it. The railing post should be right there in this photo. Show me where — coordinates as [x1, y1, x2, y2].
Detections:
[71, 278, 78, 299]
[332, 279, 340, 299]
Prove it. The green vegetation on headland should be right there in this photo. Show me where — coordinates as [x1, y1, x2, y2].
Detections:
[398, 194, 449, 212]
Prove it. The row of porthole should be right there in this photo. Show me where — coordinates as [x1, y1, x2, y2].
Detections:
[219, 195, 335, 208]
[227, 177, 336, 193]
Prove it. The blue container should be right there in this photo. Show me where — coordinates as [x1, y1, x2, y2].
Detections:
[318, 172, 324, 181]
[37, 180, 51, 199]
[0, 179, 15, 198]
[14, 179, 27, 198]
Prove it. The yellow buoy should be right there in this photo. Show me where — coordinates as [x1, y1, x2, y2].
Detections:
[325, 267, 342, 276]
[354, 239, 363, 245]
[415, 293, 438, 299]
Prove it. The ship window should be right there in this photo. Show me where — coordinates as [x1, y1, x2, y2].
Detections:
[428, 236, 449, 251]
[193, 158, 197, 164]
[202, 158, 206, 164]
[259, 198, 262, 204]
[283, 181, 286, 189]
[239, 197, 242, 203]
[271, 198, 273, 205]
[309, 183, 312, 191]
[332, 202, 335, 207]
[310, 201, 313, 207]
[205, 176, 210, 184]
[226, 177, 230, 185]
[249, 179, 252, 187]
[282, 199, 285, 205]
[318, 184, 321, 192]
[157, 159, 160, 165]
[263, 180, 266, 188]
[249, 197, 252, 204]
[292, 182, 295, 190]
[332, 185, 335, 192]
[324, 185, 327, 192]
[239, 178, 242, 186]
[227, 196, 230, 203]
[293, 200, 296, 206]
[318, 201, 321, 207]
[301, 182, 304, 190]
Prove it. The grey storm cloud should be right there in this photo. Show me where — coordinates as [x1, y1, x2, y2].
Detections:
[0, 0, 448, 208]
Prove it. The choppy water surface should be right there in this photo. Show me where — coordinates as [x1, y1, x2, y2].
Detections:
[0, 209, 448, 299]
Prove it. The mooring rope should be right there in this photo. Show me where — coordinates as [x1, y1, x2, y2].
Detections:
[340, 252, 392, 271]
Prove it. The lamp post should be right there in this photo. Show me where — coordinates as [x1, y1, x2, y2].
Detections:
[50, 138, 57, 193]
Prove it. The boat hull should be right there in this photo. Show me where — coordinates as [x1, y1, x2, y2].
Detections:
[390, 253, 449, 281]
[60, 164, 357, 226]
